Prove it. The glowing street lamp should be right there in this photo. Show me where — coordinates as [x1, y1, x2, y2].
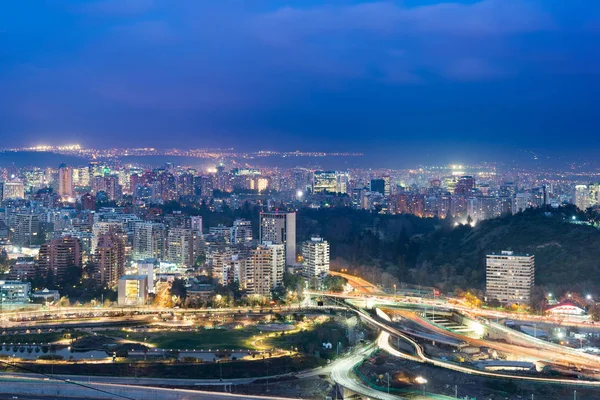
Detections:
[415, 376, 427, 395]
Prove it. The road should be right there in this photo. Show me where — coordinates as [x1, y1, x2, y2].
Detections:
[390, 308, 600, 372]
[0, 377, 295, 400]
[330, 342, 407, 400]
[370, 308, 600, 387]
[330, 271, 383, 294]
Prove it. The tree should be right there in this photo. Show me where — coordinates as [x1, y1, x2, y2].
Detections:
[45, 269, 56, 289]
[323, 275, 347, 292]
[170, 278, 187, 300]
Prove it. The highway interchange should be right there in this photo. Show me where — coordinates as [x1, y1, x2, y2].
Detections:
[2, 273, 600, 399]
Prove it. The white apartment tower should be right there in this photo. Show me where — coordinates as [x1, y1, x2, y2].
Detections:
[133, 222, 166, 260]
[302, 236, 330, 279]
[486, 251, 535, 305]
[260, 212, 296, 265]
[190, 216, 203, 235]
[243, 244, 285, 298]
[231, 219, 253, 244]
[167, 228, 194, 267]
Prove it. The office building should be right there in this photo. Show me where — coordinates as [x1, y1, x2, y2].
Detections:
[133, 222, 166, 260]
[260, 211, 296, 265]
[118, 275, 148, 306]
[58, 163, 74, 199]
[38, 236, 82, 282]
[0, 281, 31, 304]
[370, 179, 385, 195]
[336, 172, 350, 194]
[486, 251, 534, 305]
[1, 181, 25, 200]
[137, 259, 158, 293]
[313, 171, 338, 193]
[573, 184, 590, 211]
[302, 236, 330, 279]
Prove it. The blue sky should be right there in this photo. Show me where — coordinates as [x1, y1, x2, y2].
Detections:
[1, 0, 599, 162]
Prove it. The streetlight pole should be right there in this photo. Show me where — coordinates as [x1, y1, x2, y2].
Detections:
[386, 372, 390, 394]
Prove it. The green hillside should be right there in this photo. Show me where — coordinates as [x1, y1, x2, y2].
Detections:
[297, 206, 600, 293]
[417, 207, 600, 291]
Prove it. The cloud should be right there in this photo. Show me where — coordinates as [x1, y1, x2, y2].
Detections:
[441, 58, 512, 81]
[77, 0, 156, 16]
[251, 0, 554, 44]
[246, 0, 554, 83]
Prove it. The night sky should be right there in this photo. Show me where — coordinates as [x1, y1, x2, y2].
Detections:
[1, 1, 599, 163]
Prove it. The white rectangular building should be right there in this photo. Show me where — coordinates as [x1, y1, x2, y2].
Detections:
[118, 275, 148, 306]
[486, 251, 534, 305]
[302, 236, 330, 279]
[260, 212, 296, 265]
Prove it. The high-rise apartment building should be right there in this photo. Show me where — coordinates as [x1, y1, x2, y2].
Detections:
[243, 244, 284, 297]
[12, 213, 40, 247]
[91, 222, 123, 254]
[190, 216, 203, 235]
[573, 184, 590, 211]
[302, 236, 330, 279]
[38, 236, 82, 282]
[231, 219, 253, 244]
[486, 251, 534, 305]
[133, 222, 166, 260]
[208, 247, 235, 285]
[167, 228, 194, 267]
[454, 176, 475, 196]
[93, 230, 126, 287]
[260, 211, 296, 265]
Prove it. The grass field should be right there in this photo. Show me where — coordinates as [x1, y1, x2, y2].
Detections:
[264, 320, 348, 356]
[98, 327, 263, 350]
[0, 331, 74, 345]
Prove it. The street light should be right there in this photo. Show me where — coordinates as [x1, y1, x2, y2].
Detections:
[415, 376, 427, 395]
[385, 372, 390, 394]
[586, 294, 593, 301]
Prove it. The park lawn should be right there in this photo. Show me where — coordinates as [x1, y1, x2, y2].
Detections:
[0, 331, 75, 345]
[264, 320, 348, 354]
[99, 327, 262, 350]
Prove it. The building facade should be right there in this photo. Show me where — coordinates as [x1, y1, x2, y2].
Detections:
[259, 211, 296, 266]
[486, 251, 535, 305]
[38, 236, 82, 282]
[302, 236, 330, 279]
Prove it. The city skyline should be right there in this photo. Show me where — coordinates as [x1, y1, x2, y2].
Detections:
[1, 0, 599, 162]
